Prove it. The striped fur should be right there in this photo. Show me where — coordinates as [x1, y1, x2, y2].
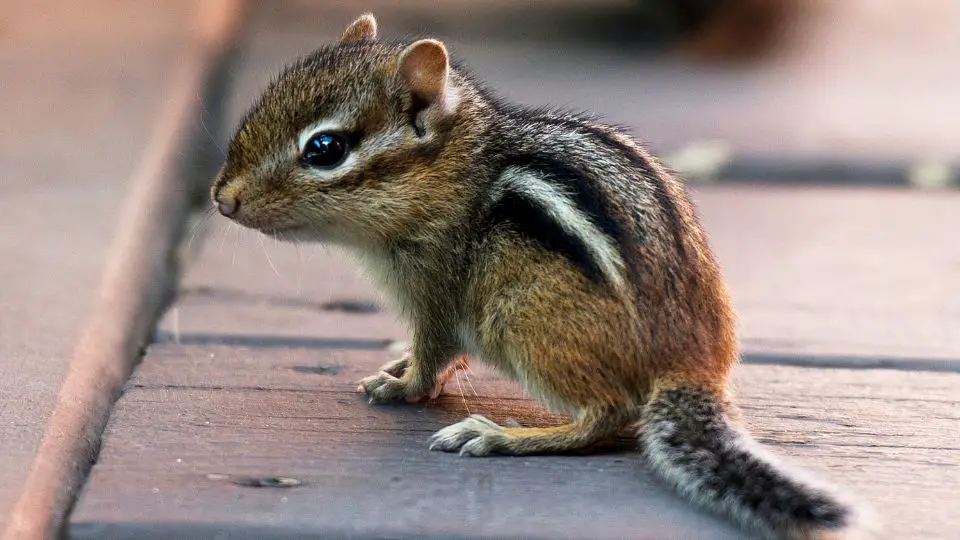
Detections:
[643, 385, 859, 540]
[491, 167, 626, 290]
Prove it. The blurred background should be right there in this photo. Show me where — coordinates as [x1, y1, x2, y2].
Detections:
[235, 0, 960, 181]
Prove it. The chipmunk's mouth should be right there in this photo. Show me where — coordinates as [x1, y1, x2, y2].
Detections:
[225, 215, 298, 237]
[260, 224, 304, 238]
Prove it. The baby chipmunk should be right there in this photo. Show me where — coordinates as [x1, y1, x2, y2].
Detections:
[212, 13, 864, 540]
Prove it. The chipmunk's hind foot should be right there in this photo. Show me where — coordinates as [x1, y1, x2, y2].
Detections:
[429, 409, 630, 456]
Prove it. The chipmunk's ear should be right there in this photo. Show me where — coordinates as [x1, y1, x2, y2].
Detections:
[398, 39, 453, 110]
[338, 13, 377, 43]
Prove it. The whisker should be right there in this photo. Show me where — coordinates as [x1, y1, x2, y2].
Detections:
[197, 102, 226, 157]
[258, 234, 281, 277]
[186, 207, 216, 251]
[294, 241, 304, 295]
[453, 369, 471, 416]
[232, 225, 242, 267]
[461, 368, 480, 400]
[216, 219, 232, 254]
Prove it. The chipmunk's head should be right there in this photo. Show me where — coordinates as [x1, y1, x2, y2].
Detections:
[212, 13, 471, 246]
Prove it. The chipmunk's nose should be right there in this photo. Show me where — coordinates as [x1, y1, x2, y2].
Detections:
[215, 193, 239, 217]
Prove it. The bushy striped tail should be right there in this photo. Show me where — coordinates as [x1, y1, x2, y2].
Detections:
[641, 384, 861, 540]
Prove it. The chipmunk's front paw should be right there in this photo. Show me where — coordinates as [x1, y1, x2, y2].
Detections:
[428, 415, 508, 456]
[356, 355, 436, 404]
[358, 354, 470, 404]
[376, 356, 412, 378]
[356, 370, 414, 404]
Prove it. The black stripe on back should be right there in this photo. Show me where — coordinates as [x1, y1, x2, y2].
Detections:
[502, 154, 626, 247]
[510, 113, 688, 261]
[575, 123, 688, 261]
[485, 190, 607, 285]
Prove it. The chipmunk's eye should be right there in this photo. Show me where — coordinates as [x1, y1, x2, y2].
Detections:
[301, 132, 348, 168]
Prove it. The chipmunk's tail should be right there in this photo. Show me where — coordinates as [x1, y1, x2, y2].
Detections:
[640, 382, 862, 540]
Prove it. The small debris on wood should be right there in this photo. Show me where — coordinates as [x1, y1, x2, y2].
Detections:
[320, 300, 380, 313]
[290, 365, 341, 375]
[231, 476, 302, 488]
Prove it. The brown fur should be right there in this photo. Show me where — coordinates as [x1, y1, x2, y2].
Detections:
[338, 12, 377, 44]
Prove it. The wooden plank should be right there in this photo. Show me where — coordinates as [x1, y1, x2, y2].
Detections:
[70, 339, 959, 539]
[730, 367, 960, 540]
[693, 186, 960, 367]
[163, 185, 960, 371]
[0, 0, 201, 531]
[69, 342, 741, 540]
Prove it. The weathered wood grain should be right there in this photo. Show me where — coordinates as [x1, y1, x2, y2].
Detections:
[70, 339, 959, 540]
[69, 341, 736, 539]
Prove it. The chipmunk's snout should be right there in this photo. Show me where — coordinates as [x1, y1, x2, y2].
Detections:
[212, 176, 240, 217]
[216, 193, 238, 217]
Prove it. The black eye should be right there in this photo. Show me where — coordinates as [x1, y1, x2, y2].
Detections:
[301, 132, 349, 168]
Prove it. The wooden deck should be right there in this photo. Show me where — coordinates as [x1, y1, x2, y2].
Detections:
[68, 337, 960, 539]
[65, 2, 960, 537]
[68, 196, 960, 538]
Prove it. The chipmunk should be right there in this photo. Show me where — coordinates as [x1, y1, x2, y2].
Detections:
[211, 13, 863, 540]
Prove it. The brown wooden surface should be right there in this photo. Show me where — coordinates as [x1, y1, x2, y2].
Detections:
[69, 342, 739, 539]
[2, 2, 246, 538]
[69, 337, 960, 539]
[0, 0, 197, 531]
